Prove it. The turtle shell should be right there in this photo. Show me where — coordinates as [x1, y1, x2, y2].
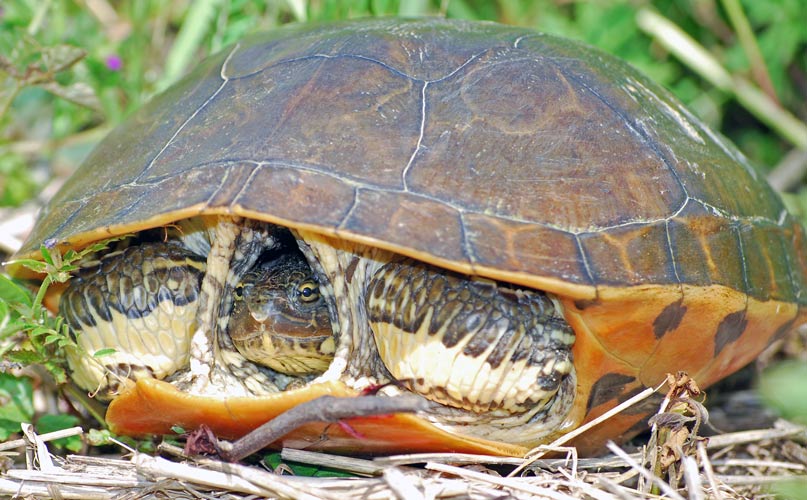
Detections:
[10, 18, 807, 455]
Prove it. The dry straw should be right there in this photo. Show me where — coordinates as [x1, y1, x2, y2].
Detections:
[2, 387, 806, 499]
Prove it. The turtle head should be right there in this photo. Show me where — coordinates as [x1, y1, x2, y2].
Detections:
[229, 251, 335, 375]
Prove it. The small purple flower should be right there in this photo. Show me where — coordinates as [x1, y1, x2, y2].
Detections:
[105, 54, 123, 71]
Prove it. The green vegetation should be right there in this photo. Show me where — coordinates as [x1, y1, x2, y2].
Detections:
[1, 1, 804, 202]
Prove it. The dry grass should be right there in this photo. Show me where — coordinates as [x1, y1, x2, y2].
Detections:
[2, 382, 806, 500]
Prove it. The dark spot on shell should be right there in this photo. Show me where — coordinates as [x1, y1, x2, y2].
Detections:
[574, 298, 601, 310]
[619, 386, 662, 415]
[586, 373, 635, 414]
[652, 299, 687, 339]
[714, 310, 748, 357]
[768, 316, 797, 347]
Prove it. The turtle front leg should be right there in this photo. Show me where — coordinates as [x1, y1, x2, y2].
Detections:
[366, 260, 576, 415]
[61, 242, 206, 400]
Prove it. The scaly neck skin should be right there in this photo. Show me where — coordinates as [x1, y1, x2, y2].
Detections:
[294, 229, 394, 389]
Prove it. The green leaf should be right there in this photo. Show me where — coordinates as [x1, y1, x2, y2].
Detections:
[45, 333, 66, 345]
[43, 361, 68, 385]
[38, 81, 102, 111]
[86, 428, 115, 446]
[39, 245, 55, 267]
[0, 373, 34, 438]
[759, 360, 807, 423]
[39, 44, 86, 75]
[5, 350, 43, 365]
[262, 451, 355, 477]
[0, 301, 23, 340]
[30, 325, 55, 338]
[772, 478, 807, 500]
[0, 275, 33, 307]
[36, 413, 83, 452]
[92, 348, 117, 358]
[11, 258, 47, 274]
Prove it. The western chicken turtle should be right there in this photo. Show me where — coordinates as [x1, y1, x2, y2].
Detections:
[9, 17, 807, 456]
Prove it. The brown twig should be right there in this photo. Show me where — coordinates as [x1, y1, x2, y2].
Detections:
[220, 394, 430, 462]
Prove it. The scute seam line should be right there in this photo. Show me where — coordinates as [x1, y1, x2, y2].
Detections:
[543, 57, 703, 226]
[733, 221, 753, 304]
[335, 186, 362, 233]
[401, 81, 428, 192]
[229, 53, 418, 83]
[573, 234, 597, 289]
[133, 43, 241, 184]
[84, 155, 790, 238]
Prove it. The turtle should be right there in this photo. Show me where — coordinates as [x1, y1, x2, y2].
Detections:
[8, 17, 807, 457]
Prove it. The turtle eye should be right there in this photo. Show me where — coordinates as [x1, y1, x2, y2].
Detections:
[297, 281, 320, 303]
[233, 284, 244, 300]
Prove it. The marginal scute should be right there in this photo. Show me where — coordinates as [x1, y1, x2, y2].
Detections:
[738, 221, 798, 302]
[666, 202, 745, 292]
[579, 221, 676, 286]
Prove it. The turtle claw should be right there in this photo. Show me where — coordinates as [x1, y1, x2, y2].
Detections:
[183, 424, 222, 457]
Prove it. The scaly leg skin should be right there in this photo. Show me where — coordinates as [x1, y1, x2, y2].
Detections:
[60, 242, 206, 400]
[366, 259, 577, 443]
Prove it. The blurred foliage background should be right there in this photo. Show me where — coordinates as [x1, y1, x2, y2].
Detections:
[1, 0, 805, 217]
[1, 0, 807, 484]
[1, 0, 805, 209]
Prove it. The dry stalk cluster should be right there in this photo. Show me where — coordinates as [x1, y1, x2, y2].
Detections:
[1, 376, 806, 499]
